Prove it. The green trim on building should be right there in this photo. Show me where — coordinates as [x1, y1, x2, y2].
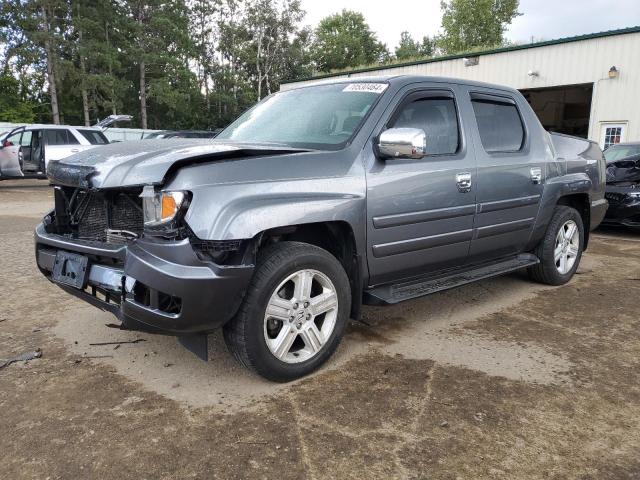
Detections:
[282, 25, 640, 84]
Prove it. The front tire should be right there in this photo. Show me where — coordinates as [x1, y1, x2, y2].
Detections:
[528, 205, 584, 285]
[223, 241, 351, 382]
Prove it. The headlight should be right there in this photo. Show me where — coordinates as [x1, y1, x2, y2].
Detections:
[140, 185, 187, 227]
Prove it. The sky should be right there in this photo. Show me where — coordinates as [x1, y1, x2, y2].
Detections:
[301, 0, 640, 50]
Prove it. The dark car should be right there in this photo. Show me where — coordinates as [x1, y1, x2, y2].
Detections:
[602, 142, 640, 228]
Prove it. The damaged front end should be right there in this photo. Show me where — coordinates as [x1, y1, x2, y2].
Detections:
[35, 183, 255, 358]
[603, 152, 640, 228]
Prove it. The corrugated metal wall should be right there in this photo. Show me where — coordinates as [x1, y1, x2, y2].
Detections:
[283, 31, 640, 147]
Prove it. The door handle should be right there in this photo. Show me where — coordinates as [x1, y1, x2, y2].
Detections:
[455, 172, 472, 193]
[530, 167, 542, 184]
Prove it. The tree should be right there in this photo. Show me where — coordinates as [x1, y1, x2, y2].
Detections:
[420, 36, 436, 57]
[244, 0, 305, 98]
[0, 0, 70, 124]
[311, 9, 388, 72]
[0, 72, 36, 122]
[0, 0, 313, 129]
[395, 32, 436, 60]
[438, 0, 521, 54]
[120, 0, 195, 129]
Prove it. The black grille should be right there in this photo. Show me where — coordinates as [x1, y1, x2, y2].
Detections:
[77, 194, 107, 239]
[110, 194, 144, 233]
[605, 192, 627, 204]
[69, 190, 143, 242]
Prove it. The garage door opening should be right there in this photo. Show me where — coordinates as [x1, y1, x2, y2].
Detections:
[520, 83, 593, 138]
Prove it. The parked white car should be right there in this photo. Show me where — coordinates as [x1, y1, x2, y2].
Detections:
[0, 115, 131, 179]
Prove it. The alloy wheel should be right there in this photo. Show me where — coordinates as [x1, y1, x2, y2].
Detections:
[263, 269, 339, 364]
[554, 219, 580, 274]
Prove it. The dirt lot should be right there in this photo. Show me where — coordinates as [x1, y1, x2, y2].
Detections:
[1, 179, 640, 480]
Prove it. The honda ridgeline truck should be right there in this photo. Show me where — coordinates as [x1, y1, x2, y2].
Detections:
[35, 76, 607, 381]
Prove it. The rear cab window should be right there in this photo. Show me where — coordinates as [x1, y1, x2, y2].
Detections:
[77, 129, 109, 145]
[471, 92, 524, 153]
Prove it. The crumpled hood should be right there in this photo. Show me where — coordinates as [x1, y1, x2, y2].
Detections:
[606, 154, 640, 185]
[47, 139, 307, 189]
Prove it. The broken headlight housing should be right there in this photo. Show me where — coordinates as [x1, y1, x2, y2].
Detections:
[140, 186, 190, 228]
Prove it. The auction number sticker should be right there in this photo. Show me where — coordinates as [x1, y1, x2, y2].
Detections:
[343, 83, 388, 94]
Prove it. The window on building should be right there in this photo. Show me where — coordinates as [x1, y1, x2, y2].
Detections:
[389, 97, 460, 155]
[472, 98, 524, 152]
[601, 123, 626, 150]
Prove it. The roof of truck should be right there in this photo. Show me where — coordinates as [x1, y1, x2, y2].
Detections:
[284, 74, 520, 95]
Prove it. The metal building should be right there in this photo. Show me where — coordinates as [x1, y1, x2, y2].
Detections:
[281, 26, 640, 150]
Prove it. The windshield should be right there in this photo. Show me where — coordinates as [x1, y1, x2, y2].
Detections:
[604, 144, 640, 162]
[216, 82, 387, 150]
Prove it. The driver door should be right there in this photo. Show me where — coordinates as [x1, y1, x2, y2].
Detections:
[0, 130, 23, 176]
[365, 85, 477, 285]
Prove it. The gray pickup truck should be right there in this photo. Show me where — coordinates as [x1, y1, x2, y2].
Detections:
[35, 76, 607, 381]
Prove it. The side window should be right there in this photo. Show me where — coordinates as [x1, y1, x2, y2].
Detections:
[471, 98, 524, 152]
[66, 130, 80, 145]
[44, 129, 79, 145]
[77, 129, 109, 145]
[5, 132, 22, 146]
[20, 131, 32, 147]
[389, 97, 459, 155]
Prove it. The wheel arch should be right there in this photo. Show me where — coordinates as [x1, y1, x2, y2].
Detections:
[255, 221, 364, 321]
[556, 193, 591, 249]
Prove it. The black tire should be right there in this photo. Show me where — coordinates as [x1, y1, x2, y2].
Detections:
[223, 241, 351, 382]
[528, 205, 584, 285]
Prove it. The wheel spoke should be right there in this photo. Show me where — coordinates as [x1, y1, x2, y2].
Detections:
[310, 291, 338, 317]
[564, 223, 577, 241]
[567, 244, 579, 257]
[558, 253, 567, 273]
[554, 244, 564, 262]
[270, 327, 298, 359]
[300, 323, 323, 353]
[293, 270, 314, 300]
[266, 296, 293, 322]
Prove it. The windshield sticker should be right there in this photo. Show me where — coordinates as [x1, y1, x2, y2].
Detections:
[343, 83, 388, 94]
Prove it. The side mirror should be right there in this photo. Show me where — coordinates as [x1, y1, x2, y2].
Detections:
[378, 127, 427, 160]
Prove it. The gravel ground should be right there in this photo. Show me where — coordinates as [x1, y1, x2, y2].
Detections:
[1, 179, 639, 479]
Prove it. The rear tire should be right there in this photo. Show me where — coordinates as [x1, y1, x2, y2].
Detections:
[223, 241, 351, 382]
[528, 205, 584, 285]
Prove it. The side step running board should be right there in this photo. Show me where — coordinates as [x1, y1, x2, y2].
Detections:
[364, 254, 539, 305]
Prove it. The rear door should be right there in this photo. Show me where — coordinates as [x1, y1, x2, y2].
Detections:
[365, 84, 477, 285]
[462, 87, 544, 262]
[42, 128, 81, 167]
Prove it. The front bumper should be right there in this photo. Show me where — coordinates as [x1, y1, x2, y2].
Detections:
[35, 223, 254, 334]
[603, 187, 640, 227]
